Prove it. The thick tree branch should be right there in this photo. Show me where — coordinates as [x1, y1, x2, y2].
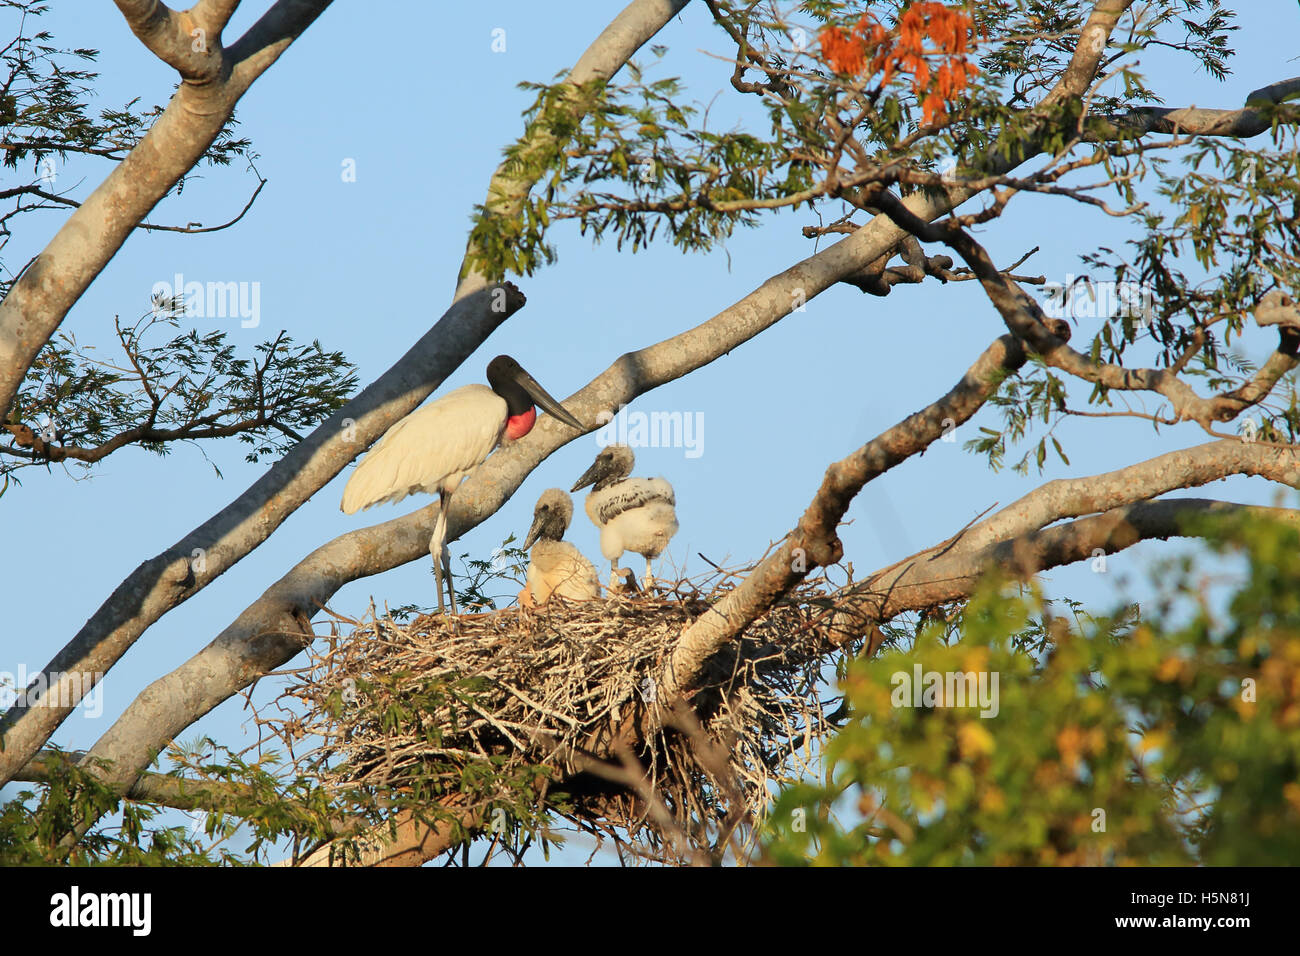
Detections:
[1045, 0, 1135, 106]
[453, 0, 693, 302]
[830, 440, 1300, 638]
[14, 748, 364, 840]
[1088, 76, 1300, 140]
[286, 798, 481, 867]
[0, 284, 524, 786]
[849, 499, 1300, 621]
[657, 332, 1032, 703]
[16, 749, 241, 811]
[956, 440, 1300, 556]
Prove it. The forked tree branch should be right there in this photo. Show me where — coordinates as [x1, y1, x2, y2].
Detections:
[113, 0, 232, 78]
[74, 203, 981, 801]
[656, 333, 1032, 703]
[0, 0, 334, 418]
[828, 440, 1300, 638]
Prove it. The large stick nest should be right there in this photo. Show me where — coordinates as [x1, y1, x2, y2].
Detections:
[266, 573, 861, 864]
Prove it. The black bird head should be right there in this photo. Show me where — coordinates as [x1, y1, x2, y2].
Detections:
[486, 356, 583, 430]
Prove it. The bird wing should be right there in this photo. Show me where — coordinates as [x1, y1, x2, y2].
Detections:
[594, 477, 676, 525]
[340, 384, 506, 514]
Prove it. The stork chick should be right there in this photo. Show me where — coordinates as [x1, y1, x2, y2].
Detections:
[521, 489, 601, 605]
[571, 444, 678, 590]
[341, 356, 582, 615]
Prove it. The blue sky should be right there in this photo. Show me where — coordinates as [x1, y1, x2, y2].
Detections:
[2, 0, 1297, 864]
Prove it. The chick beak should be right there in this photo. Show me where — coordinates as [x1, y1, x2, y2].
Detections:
[571, 457, 610, 493]
[523, 509, 548, 550]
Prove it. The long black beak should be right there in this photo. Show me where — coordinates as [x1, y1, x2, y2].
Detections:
[515, 367, 582, 430]
[571, 459, 608, 493]
[522, 512, 546, 550]
[524, 501, 567, 549]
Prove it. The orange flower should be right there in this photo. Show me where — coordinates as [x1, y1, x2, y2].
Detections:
[817, 2, 980, 126]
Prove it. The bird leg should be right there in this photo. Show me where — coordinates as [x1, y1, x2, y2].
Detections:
[643, 556, 656, 592]
[430, 522, 446, 615]
[431, 493, 459, 617]
[441, 493, 458, 616]
[443, 543, 458, 617]
[608, 563, 638, 594]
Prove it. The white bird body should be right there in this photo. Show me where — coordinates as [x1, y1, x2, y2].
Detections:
[522, 488, 600, 605]
[572, 445, 677, 589]
[586, 477, 678, 565]
[339, 356, 583, 616]
[340, 385, 507, 515]
[526, 540, 601, 604]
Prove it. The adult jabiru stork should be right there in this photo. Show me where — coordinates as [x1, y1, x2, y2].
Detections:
[520, 488, 601, 606]
[341, 355, 583, 615]
[571, 443, 678, 590]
